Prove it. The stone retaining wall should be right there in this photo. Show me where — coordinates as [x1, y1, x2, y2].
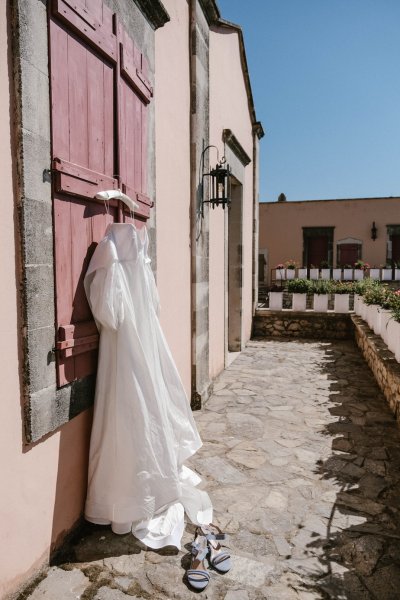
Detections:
[353, 315, 400, 424]
[253, 310, 354, 340]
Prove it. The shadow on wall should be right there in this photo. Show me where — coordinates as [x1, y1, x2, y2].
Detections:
[297, 342, 400, 598]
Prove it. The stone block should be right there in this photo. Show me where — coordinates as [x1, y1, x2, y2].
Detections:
[27, 567, 89, 599]
[25, 265, 55, 330]
[23, 198, 54, 265]
[20, 58, 50, 140]
[26, 326, 56, 394]
[21, 129, 52, 204]
[29, 384, 66, 442]
[94, 588, 129, 600]
[16, 0, 49, 75]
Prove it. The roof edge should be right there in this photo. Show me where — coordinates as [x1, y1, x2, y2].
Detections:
[134, 0, 170, 30]
[261, 196, 400, 205]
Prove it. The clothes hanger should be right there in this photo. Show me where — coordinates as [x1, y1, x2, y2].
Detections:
[95, 189, 139, 214]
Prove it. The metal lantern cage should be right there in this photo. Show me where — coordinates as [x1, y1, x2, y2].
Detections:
[201, 146, 231, 217]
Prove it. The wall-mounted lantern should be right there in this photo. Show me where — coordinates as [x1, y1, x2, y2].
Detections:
[371, 221, 378, 241]
[201, 145, 231, 217]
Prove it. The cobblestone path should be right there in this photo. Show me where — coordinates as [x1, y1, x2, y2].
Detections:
[25, 340, 400, 600]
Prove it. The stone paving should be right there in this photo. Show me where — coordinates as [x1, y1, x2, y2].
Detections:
[23, 340, 400, 599]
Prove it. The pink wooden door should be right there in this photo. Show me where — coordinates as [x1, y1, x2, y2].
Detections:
[391, 235, 400, 265]
[50, 0, 152, 386]
[338, 244, 360, 267]
[307, 236, 328, 268]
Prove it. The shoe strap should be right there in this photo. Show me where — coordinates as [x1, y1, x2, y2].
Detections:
[206, 533, 229, 542]
[191, 543, 208, 561]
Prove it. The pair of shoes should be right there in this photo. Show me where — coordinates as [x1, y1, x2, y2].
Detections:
[187, 524, 231, 591]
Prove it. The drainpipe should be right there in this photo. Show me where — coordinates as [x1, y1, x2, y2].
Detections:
[189, 0, 199, 409]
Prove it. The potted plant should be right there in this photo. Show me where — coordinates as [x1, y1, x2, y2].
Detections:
[275, 263, 285, 281]
[395, 262, 400, 281]
[376, 288, 394, 340]
[312, 279, 330, 312]
[386, 293, 400, 360]
[332, 267, 342, 280]
[343, 264, 353, 280]
[363, 283, 387, 332]
[353, 278, 374, 317]
[287, 278, 310, 311]
[269, 284, 284, 310]
[309, 264, 319, 280]
[353, 260, 368, 281]
[320, 260, 331, 280]
[285, 259, 297, 280]
[332, 282, 352, 313]
[369, 266, 380, 280]
[298, 267, 307, 279]
[382, 264, 393, 281]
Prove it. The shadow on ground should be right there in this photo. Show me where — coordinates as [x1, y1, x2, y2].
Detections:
[300, 341, 400, 599]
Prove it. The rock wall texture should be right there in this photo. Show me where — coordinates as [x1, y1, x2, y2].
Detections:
[353, 315, 400, 424]
[253, 310, 355, 340]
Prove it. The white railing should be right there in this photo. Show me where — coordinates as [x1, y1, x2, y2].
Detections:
[273, 267, 400, 282]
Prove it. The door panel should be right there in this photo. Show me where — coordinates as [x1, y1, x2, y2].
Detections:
[392, 235, 400, 264]
[307, 236, 328, 268]
[338, 244, 360, 267]
[50, 0, 152, 386]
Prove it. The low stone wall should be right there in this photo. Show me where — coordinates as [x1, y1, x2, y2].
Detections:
[252, 309, 354, 340]
[353, 315, 400, 423]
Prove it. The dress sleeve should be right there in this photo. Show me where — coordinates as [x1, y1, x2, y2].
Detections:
[88, 263, 125, 331]
[84, 238, 125, 331]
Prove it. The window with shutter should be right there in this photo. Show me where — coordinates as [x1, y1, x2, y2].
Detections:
[50, 0, 153, 387]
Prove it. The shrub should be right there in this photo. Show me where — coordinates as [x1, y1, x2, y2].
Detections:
[353, 278, 379, 296]
[363, 284, 390, 306]
[331, 282, 354, 295]
[311, 280, 331, 295]
[286, 278, 311, 294]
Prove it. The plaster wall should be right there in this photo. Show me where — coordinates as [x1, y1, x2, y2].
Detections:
[155, 0, 191, 396]
[209, 26, 254, 378]
[260, 197, 400, 283]
[0, 7, 92, 597]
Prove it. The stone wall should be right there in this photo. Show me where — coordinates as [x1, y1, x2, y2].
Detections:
[353, 315, 400, 424]
[252, 309, 354, 340]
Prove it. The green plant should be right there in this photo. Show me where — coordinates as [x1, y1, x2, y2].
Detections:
[363, 283, 389, 306]
[286, 278, 311, 294]
[285, 259, 297, 270]
[320, 260, 330, 269]
[354, 260, 370, 271]
[331, 282, 354, 295]
[353, 277, 379, 296]
[311, 279, 331, 295]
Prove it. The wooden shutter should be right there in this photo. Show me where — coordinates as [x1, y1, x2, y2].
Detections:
[50, 0, 153, 387]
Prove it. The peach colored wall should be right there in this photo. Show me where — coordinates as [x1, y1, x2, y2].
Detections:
[0, 9, 92, 598]
[209, 26, 254, 378]
[260, 197, 400, 283]
[155, 0, 191, 396]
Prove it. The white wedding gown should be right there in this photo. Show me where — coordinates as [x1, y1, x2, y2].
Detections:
[84, 223, 212, 548]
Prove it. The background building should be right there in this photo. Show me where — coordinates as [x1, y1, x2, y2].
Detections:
[259, 197, 400, 285]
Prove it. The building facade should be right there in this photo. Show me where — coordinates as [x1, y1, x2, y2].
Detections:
[0, 0, 262, 597]
[259, 197, 400, 285]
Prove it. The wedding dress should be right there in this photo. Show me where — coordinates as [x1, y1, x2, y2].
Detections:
[84, 222, 212, 549]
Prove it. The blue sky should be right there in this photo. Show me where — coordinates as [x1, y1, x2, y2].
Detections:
[217, 0, 400, 202]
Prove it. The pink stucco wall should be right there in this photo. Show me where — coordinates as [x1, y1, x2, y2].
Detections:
[209, 25, 254, 378]
[0, 9, 92, 598]
[260, 197, 400, 283]
[155, 0, 191, 397]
